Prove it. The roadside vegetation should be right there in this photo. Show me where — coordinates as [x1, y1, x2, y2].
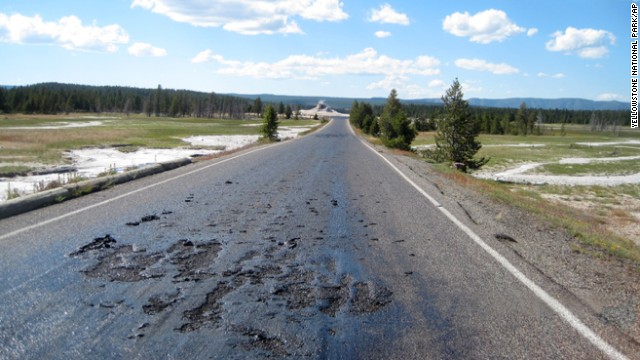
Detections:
[0, 113, 322, 200]
[413, 124, 640, 268]
[350, 89, 416, 150]
[347, 78, 637, 268]
[260, 104, 279, 141]
[424, 78, 487, 171]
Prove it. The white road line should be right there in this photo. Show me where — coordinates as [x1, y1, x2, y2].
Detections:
[350, 123, 628, 360]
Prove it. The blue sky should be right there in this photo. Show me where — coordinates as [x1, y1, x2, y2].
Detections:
[0, 0, 629, 101]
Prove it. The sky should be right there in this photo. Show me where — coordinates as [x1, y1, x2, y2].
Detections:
[0, 0, 630, 101]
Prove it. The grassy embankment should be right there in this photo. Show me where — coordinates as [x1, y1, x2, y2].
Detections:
[0, 113, 318, 176]
[412, 124, 640, 267]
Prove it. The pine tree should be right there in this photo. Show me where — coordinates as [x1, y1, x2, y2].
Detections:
[432, 78, 487, 171]
[378, 89, 416, 150]
[515, 102, 528, 136]
[285, 104, 292, 119]
[260, 104, 279, 140]
[253, 97, 263, 117]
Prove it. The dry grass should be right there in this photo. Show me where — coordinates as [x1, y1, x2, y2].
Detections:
[433, 165, 640, 266]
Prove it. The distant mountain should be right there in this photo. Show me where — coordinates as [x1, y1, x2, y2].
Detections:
[465, 97, 629, 111]
[231, 93, 628, 111]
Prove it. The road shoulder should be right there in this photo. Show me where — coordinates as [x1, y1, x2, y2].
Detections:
[370, 142, 640, 352]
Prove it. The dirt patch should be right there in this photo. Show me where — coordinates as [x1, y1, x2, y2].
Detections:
[82, 245, 163, 282]
[541, 193, 640, 248]
[177, 282, 234, 333]
[70, 234, 117, 256]
[351, 281, 393, 314]
[232, 325, 291, 357]
[143, 290, 182, 315]
[317, 275, 351, 317]
[169, 239, 222, 282]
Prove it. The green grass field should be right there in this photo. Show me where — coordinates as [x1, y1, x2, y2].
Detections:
[414, 124, 640, 266]
[414, 125, 640, 172]
[0, 113, 318, 173]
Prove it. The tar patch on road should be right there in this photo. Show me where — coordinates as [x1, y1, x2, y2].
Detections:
[68, 185, 395, 357]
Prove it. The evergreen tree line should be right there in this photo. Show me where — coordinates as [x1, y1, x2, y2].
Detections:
[350, 89, 416, 150]
[0, 83, 254, 119]
[249, 98, 300, 120]
[367, 103, 629, 134]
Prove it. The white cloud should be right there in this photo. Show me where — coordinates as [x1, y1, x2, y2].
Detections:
[299, 0, 349, 22]
[128, 42, 167, 57]
[460, 81, 483, 94]
[375, 30, 391, 38]
[596, 93, 622, 101]
[192, 47, 440, 89]
[428, 79, 445, 88]
[527, 28, 538, 36]
[368, 4, 410, 25]
[455, 58, 519, 75]
[0, 12, 129, 52]
[537, 72, 565, 79]
[546, 27, 615, 58]
[442, 9, 525, 43]
[131, 0, 347, 35]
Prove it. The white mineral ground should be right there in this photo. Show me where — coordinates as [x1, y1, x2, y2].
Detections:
[473, 141, 640, 186]
[0, 125, 318, 201]
[5, 121, 105, 130]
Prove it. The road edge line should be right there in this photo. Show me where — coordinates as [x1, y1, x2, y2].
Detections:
[350, 124, 628, 360]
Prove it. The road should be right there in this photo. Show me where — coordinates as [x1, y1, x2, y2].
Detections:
[0, 118, 633, 359]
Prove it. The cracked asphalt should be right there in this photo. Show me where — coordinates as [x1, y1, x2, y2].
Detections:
[0, 118, 635, 359]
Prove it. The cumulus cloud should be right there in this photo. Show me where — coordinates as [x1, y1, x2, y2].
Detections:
[546, 27, 615, 58]
[368, 4, 410, 25]
[131, 0, 348, 35]
[454, 58, 519, 74]
[442, 9, 526, 43]
[128, 42, 167, 57]
[192, 47, 441, 94]
[537, 72, 565, 79]
[527, 28, 538, 36]
[375, 30, 391, 38]
[0, 12, 129, 52]
[427, 79, 445, 88]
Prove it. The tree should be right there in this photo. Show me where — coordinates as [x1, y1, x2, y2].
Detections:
[260, 104, 279, 140]
[285, 104, 292, 119]
[431, 78, 487, 171]
[294, 105, 301, 120]
[278, 101, 285, 115]
[515, 101, 529, 136]
[377, 89, 416, 150]
[154, 84, 162, 117]
[378, 89, 402, 140]
[0, 87, 7, 113]
[253, 97, 263, 117]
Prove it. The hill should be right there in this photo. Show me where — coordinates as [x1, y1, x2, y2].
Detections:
[232, 93, 628, 111]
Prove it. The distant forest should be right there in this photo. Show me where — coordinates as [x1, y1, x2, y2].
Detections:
[392, 103, 629, 134]
[0, 83, 252, 119]
[0, 83, 630, 133]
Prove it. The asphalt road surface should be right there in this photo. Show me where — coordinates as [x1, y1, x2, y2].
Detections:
[0, 118, 632, 359]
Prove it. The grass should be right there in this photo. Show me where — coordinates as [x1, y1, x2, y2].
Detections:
[435, 165, 640, 267]
[410, 124, 640, 268]
[534, 159, 640, 176]
[0, 113, 320, 166]
[0, 165, 33, 177]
